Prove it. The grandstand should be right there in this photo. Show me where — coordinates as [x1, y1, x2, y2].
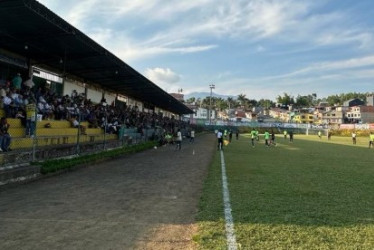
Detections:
[0, 0, 193, 174]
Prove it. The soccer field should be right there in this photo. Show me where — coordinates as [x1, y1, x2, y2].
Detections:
[196, 134, 374, 249]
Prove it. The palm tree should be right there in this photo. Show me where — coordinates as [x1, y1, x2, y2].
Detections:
[227, 97, 234, 109]
[237, 94, 247, 107]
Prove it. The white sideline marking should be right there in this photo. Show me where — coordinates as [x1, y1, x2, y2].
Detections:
[220, 150, 237, 250]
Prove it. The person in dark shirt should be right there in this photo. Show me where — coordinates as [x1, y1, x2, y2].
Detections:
[0, 117, 11, 151]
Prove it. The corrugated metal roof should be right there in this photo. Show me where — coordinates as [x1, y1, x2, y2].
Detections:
[0, 0, 193, 114]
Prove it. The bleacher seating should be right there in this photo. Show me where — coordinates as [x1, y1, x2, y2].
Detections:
[6, 118, 118, 150]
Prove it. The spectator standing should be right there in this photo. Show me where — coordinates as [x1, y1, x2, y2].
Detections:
[3, 93, 13, 117]
[25, 101, 36, 137]
[12, 73, 22, 91]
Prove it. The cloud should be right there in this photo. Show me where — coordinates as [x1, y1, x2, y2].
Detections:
[259, 55, 374, 81]
[39, 0, 374, 61]
[144, 68, 181, 92]
[256, 45, 266, 52]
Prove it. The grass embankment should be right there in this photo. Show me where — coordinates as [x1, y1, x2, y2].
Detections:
[196, 134, 374, 249]
[37, 141, 157, 174]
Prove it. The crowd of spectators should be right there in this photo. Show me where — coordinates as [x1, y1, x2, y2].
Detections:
[0, 73, 190, 141]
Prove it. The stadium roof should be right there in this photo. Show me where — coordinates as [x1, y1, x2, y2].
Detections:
[0, 0, 192, 114]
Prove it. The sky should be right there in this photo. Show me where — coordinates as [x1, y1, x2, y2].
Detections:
[38, 0, 374, 101]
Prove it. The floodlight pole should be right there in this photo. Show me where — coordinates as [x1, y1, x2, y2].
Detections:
[209, 84, 215, 125]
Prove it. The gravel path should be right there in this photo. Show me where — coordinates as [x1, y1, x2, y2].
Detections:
[0, 133, 216, 250]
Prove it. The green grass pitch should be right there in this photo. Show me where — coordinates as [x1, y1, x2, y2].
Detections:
[195, 133, 374, 249]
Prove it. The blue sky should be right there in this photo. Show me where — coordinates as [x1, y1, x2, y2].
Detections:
[38, 0, 374, 101]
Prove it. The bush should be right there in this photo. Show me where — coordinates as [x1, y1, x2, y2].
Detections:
[330, 129, 371, 137]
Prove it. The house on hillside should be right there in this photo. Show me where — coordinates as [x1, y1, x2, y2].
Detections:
[269, 108, 290, 122]
[322, 106, 348, 125]
[343, 98, 365, 107]
[345, 106, 374, 123]
[183, 104, 216, 123]
[293, 112, 314, 124]
[169, 93, 184, 102]
[366, 96, 374, 106]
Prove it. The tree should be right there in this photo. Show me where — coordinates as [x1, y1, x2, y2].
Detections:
[247, 99, 258, 108]
[277, 93, 295, 106]
[326, 95, 341, 106]
[185, 97, 195, 104]
[215, 97, 228, 111]
[295, 95, 312, 107]
[237, 94, 247, 107]
[258, 99, 274, 109]
[227, 97, 234, 109]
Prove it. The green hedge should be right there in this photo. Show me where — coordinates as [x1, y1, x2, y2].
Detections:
[329, 129, 371, 137]
[38, 141, 157, 174]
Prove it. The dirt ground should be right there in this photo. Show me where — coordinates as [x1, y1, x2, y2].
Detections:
[0, 133, 216, 250]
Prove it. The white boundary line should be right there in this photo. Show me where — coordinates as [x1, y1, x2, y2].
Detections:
[220, 150, 238, 250]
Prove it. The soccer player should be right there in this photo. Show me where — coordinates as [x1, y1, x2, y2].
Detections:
[264, 131, 270, 147]
[271, 131, 276, 146]
[352, 131, 357, 145]
[217, 130, 223, 150]
[369, 132, 374, 148]
[250, 128, 256, 147]
[289, 130, 294, 143]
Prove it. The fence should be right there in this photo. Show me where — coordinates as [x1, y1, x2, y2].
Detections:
[1, 115, 160, 167]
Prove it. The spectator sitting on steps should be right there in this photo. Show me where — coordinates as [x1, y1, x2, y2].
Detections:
[70, 116, 87, 135]
[0, 117, 11, 152]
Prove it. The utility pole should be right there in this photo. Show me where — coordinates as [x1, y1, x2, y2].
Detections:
[209, 84, 215, 125]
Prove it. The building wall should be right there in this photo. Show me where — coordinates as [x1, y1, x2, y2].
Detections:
[366, 96, 374, 106]
[361, 112, 374, 123]
[105, 92, 116, 106]
[86, 88, 103, 103]
[63, 79, 85, 97]
[294, 114, 314, 124]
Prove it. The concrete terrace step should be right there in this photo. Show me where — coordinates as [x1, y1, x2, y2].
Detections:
[0, 162, 40, 186]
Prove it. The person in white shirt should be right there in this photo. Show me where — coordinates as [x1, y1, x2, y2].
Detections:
[175, 129, 182, 150]
[189, 129, 195, 143]
[352, 131, 357, 145]
[3, 93, 13, 117]
[217, 130, 223, 150]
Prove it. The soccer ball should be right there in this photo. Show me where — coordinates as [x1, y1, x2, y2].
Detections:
[154, 146, 157, 149]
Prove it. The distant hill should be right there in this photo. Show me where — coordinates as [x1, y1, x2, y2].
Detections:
[184, 92, 235, 100]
